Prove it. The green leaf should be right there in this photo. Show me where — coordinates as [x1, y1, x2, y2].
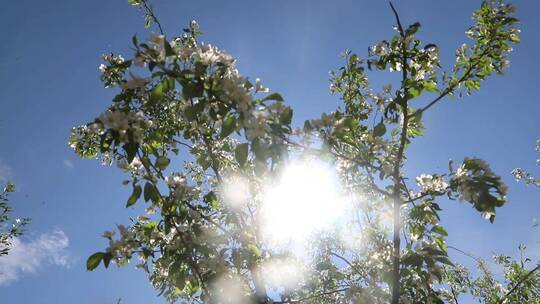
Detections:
[251, 138, 267, 161]
[87, 252, 104, 271]
[409, 86, 422, 98]
[132, 34, 139, 47]
[247, 244, 261, 258]
[434, 255, 454, 266]
[423, 81, 439, 92]
[405, 22, 421, 36]
[262, 92, 284, 102]
[144, 182, 155, 202]
[451, 158, 507, 222]
[235, 143, 249, 166]
[145, 17, 151, 29]
[431, 225, 448, 237]
[155, 156, 170, 170]
[148, 61, 156, 71]
[465, 80, 480, 91]
[182, 81, 204, 98]
[164, 41, 175, 57]
[123, 142, 138, 164]
[103, 252, 113, 268]
[204, 191, 219, 209]
[126, 185, 142, 207]
[220, 115, 236, 138]
[279, 108, 293, 125]
[149, 82, 166, 104]
[373, 121, 386, 137]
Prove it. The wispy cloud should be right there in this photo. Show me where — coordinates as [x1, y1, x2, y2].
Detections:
[0, 229, 74, 286]
[63, 159, 74, 169]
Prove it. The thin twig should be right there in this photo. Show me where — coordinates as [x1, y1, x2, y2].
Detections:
[331, 252, 363, 275]
[140, 0, 164, 35]
[448, 245, 482, 263]
[450, 285, 460, 304]
[389, 2, 405, 37]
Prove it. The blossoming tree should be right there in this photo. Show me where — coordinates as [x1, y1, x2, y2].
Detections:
[0, 183, 30, 256]
[70, 0, 524, 303]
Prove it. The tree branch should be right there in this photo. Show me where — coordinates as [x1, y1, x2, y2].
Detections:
[498, 263, 540, 304]
[418, 41, 492, 114]
[139, 0, 164, 35]
[389, 2, 409, 303]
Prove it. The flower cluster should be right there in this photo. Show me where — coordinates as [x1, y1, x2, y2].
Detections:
[103, 224, 139, 264]
[416, 174, 448, 194]
[98, 110, 149, 143]
[165, 173, 198, 200]
[99, 54, 129, 88]
[197, 43, 234, 66]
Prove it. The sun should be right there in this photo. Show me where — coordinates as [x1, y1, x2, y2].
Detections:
[259, 159, 348, 247]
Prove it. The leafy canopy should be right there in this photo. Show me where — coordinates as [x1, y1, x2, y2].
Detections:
[70, 1, 523, 303]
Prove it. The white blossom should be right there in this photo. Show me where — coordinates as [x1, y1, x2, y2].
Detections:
[416, 174, 448, 193]
[121, 74, 149, 90]
[255, 78, 269, 93]
[372, 41, 388, 56]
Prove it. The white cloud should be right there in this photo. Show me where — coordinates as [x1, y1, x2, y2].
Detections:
[63, 159, 74, 169]
[0, 229, 73, 286]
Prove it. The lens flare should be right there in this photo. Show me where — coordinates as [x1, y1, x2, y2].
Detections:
[260, 257, 303, 290]
[260, 160, 348, 246]
[220, 175, 250, 209]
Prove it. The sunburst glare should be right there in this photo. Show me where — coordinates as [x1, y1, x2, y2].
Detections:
[260, 159, 349, 247]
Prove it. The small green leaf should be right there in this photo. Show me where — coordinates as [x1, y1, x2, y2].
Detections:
[510, 35, 520, 43]
[434, 255, 454, 266]
[409, 86, 421, 98]
[182, 81, 204, 98]
[123, 142, 138, 164]
[431, 225, 448, 237]
[405, 22, 421, 36]
[262, 92, 284, 102]
[149, 83, 165, 104]
[126, 185, 142, 207]
[247, 244, 261, 258]
[279, 108, 293, 125]
[423, 81, 439, 92]
[87, 252, 104, 271]
[220, 115, 236, 138]
[235, 143, 249, 166]
[251, 138, 267, 161]
[164, 41, 175, 57]
[204, 191, 219, 209]
[103, 252, 113, 268]
[148, 61, 156, 71]
[155, 156, 170, 170]
[144, 182, 155, 202]
[373, 121, 386, 137]
[132, 34, 138, 47]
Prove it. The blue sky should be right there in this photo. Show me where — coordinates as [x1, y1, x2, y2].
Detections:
[0, 0, 539, 303]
